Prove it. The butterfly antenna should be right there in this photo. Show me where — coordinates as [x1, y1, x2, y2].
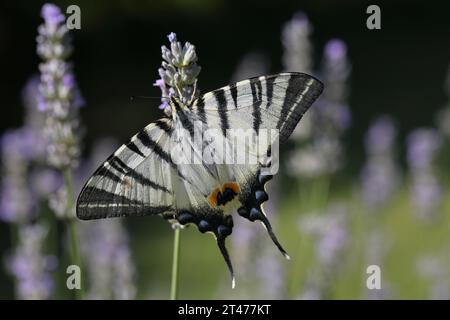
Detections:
[258, 213, 291, 260]
[217, 237, 236, 289]
[130, 95, 161, 102]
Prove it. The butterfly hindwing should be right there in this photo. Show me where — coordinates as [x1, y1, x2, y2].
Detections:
[191, 72, 323, 259]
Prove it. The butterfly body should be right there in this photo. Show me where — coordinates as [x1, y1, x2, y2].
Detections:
[77, 72, 323, 286]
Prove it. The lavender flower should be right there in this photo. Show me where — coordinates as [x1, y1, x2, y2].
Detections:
[282, 12, 313, 74]
[0, 129, 36, 223]
[288, 38, 351, 178]
[79, 220, 136, 299]
[417, 254, 450, 299]
[37, 3, 84, 169]
[360, 116, 401, 210]
[407, 129, 442, 170]
[364, 230, 392, 299]
[6, 223, 56, 299]
[154, 32, 201, 114]
[407, 128, 442, 220]
[282, 12, 313, 141]
[298, 204, 349, 299]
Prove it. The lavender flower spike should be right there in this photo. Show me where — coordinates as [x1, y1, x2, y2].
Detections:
[282, 12, 313, 73]
[407, 128, 443, 220]
[0, 129, 36, 223]
[79, 220, 136, 299]
[360, 115, 401, 210]
[37, 3, 84, 169]
[7, 223, 56, 299]
[154, 32, 201, 115]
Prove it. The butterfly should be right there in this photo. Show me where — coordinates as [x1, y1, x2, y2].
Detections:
[76, 72, 323, 287]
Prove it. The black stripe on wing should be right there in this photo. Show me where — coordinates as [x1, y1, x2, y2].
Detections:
[265, 75, 275, 109]
[196, 95, 207, 123]
[107, 156, 171, 193]
[155, 119, 174, 134]
[214, 88, 230, 137]
[77, 187, 172, 220]
[276, 74, 323, 143]
[172, 97, 195, 137]
[275, 75, 297, 130]
[250, 80, 262, 133]
[126, 140, 146, 158]
[230, 85, 238, 109]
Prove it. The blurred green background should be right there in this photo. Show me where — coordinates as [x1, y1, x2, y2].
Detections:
[0, 0, 449, 299]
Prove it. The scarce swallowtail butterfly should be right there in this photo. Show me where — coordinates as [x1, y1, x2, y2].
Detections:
[76, 72, 323, 287]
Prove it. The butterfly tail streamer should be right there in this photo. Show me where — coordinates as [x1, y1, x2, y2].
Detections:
[217, 236, 235, 288]
[258, 212, 291, 260]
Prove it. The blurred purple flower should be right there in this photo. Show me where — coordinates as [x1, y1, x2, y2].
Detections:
[282, 11, 313, 73]
[29, 168, 62, 199]
[325, 39, 347, 61]
[298, 204, 350, 299]
[0, 129, 37, 223]
[299, 204, 349, 268]
[417, 254, 450, 299]
[407, 129, 442, 170]
[41, 3, 65, 25]
[410, 175, 442, 220]
[365, 116, 396, 155]
[79, 220, 136, 299]
[37, 3, 84, 169]
[407, 128, 443, 219]
[288, 36, 351, 178]
[6, 223, 56, 299]
[361, 115, 401, 209]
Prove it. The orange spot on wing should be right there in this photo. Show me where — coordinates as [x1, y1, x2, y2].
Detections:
[222, 182, 240, 194]
[207, 182, 241, 208]
[207, 187, 220, 207]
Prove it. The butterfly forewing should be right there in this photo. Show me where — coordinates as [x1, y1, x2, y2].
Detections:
[77, 118, 176, 220]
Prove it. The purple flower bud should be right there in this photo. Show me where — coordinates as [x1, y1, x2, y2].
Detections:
[325, 39, 347, 61]
[407, 128, 442, 170]
[155, 33, 201, 114]
[365, 115, 396, 155]
[167, 32, 177, 43]
[41, 3, 65, 25]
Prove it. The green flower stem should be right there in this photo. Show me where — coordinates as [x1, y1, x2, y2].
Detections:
[170, 227, 181, 300]
[63, 168, 84, 300]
